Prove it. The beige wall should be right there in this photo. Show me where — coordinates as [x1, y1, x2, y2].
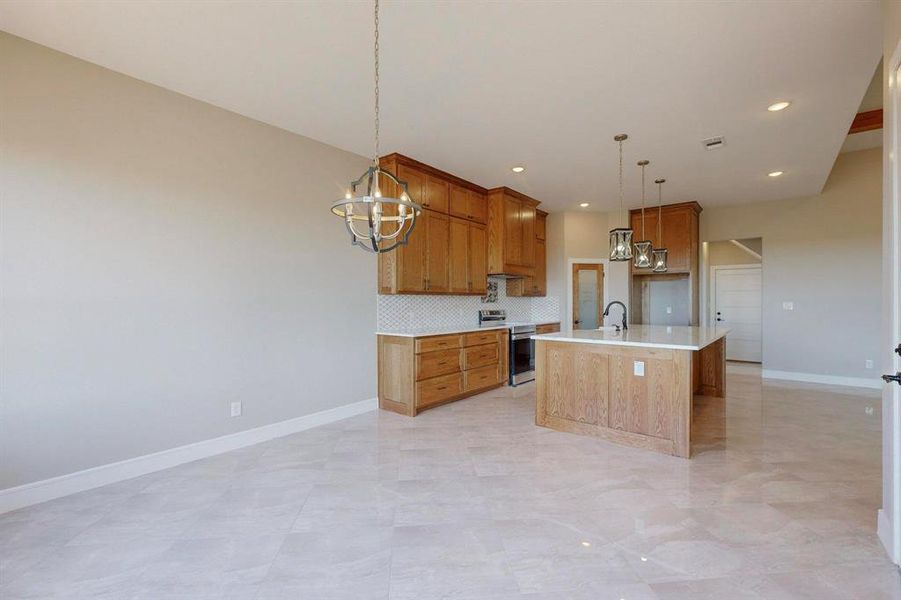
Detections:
[707, 240, 761, 267]
[545, 210, 631, 328]
[0, 34, 374, 490]
[701, 148, 882, 381]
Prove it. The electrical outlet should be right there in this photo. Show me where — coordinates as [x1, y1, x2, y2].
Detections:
[866, 359, 874, 369]
[666, 306, 672, 314]
[782, 301, 794, 311]
[230, 401, 242, 417]
[634, 361, 645, 377]
[866, 406, 875, 416]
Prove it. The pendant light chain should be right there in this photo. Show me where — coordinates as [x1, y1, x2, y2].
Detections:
[373, 0, 380, 166]
[657, 182, 662, 240]
[639, 160, 649, 239]
[618, 137, 624, 217]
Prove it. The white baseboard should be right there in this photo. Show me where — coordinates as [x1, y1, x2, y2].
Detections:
[0, 397, 378, 515]
[762, 369, 882, 390]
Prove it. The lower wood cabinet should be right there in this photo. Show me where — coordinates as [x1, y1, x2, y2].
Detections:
[535, 322, 561, 334]
[378, 329, 509, 416]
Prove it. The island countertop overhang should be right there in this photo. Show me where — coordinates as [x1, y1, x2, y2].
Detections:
[531, 325, 729, 351]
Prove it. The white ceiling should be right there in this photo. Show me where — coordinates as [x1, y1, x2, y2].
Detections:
[0, 1, 882, 212]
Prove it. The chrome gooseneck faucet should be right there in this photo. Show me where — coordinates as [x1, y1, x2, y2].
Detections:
[603, 301, 628, 331]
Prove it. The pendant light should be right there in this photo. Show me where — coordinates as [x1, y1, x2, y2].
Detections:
[608, 134, 633, 261]
[652, 178, 668, 272]
[633, 159, 653, 269]
[330, 0, 421, 253]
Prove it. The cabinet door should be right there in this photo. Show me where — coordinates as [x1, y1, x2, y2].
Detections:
[536, 212, 547, 240]
[449, 185, 470, 220]
[425, 176, 449, 214]
[520, 201, 537, 267]
[469, 222, 488, 295]
[425, 211, 449, 292]
[448, 217, 470, 294]
[662, 209, 691, 272]
[533, 238, 546, 296]
[503, 196, 523, 266]
[469, 193, 488, 224]
[397, 164, 425, 208]
[396, 215, 427, 293]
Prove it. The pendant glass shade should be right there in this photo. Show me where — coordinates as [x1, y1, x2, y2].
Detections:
[331, 165, 421, 253]
[608, 133, 633, 261]
[633, 240, 653, 268]
[652, 248, 668, 272]
[609, 228, 633, 261]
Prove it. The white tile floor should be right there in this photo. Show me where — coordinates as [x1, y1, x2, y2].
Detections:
[1, 366, 899, 599]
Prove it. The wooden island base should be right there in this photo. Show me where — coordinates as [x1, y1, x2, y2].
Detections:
[535, 336, 725, 458]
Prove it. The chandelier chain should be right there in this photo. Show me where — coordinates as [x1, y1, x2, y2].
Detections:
[373, 0, 380, 165]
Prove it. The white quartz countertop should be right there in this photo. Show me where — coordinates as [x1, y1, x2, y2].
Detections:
[376, 320, 560, 338]
[531, 325, 729, 351]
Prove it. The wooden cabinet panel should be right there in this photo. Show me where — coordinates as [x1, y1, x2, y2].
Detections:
[415, 334, 461, 353]
[396, 217, 427, 293]
[520, 201, 536, 268]
[535, 211, 547, 240]
[425, 211, 449, 292]
[609, 354, 674, 439]
[661, 209, 692, 273]
[536, 322, 560, 334]
[425, 176, 449, 214]
[463, 342, 499, 370]
[463, 330, 500, 347]
[448, 217, 470, 294]
[397, 164, 425, 207]
[449, 185, 470, 220]
[416, 348, 462, 380]
[503, 196, 522, 266]
[544, 345, 604, 425]
[533, 238, 546, 296]
[464, 364, 500, 392]
[417, 373, 463, 408]
[470, 194, 488, 224]
[469, 223, 488, 294]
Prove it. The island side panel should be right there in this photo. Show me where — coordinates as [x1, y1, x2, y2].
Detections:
[535, 340, 690, 457]
[696, 337, 726, 398]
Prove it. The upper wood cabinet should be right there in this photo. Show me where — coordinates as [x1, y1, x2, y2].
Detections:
[449, 185, 487, 224]
[507, 210, 547, 297]
[487, 187, 541, 277]
[378, 154, 490, 295]
[628, 201, 701, 274]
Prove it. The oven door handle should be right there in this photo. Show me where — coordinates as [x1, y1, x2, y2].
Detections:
[511, 332, 536, 341]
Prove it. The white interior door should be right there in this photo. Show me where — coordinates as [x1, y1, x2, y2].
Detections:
[713, 266, 762, 362]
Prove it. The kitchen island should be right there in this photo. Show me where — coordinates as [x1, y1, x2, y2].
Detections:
[532, 325, 728, 458]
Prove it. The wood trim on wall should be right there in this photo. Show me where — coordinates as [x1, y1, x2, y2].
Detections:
[849, 109, 883, 134]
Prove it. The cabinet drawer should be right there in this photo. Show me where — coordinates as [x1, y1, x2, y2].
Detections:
[417, 373, 463, 408]
[416, 348, 461, 380]
[416, 334, 462, 354]
[463, 330, 502, 347]
[463, 342, 499, 370]
[464, 364, 500, 392]
[536, 322, 560, 334]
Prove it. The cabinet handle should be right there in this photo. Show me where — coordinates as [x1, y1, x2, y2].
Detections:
[437, 361, 448, 366]
[437, 386, 447, 391]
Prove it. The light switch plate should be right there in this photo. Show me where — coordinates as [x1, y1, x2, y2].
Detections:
[230, 401, 242, 417]
[782, 301, 794, 311]
[634, 361, 645, 377]
[866, 359, 874, 369]
[666, 306, 672, 314]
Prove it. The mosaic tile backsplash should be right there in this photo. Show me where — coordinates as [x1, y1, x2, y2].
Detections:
[377, 278, 561, 330]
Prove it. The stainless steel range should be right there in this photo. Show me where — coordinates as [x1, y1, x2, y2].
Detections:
[478, 309, 537, 386]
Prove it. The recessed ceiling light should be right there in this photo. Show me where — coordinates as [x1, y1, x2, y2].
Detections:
[768, 171, 784, 177]
[579, 202, 590, 208]
[581, 541, 591, 547]
[767, 101, 791, 112]
[511, 166, 525, 173]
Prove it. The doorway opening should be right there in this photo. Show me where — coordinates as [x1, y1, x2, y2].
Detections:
[705, 238, 763, 363]
[569, 260, 606, 330]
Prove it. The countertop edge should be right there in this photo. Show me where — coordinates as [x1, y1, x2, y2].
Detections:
[531, 328, 728, 351]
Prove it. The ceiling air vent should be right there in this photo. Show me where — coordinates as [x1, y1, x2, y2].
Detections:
[702, 136, 726, 150]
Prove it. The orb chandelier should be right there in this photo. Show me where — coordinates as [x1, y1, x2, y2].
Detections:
[330, 0, 420, 253]
[633, 159, 653, 269]
[608, 134, 633, 262]
[652, 178, 668, 272]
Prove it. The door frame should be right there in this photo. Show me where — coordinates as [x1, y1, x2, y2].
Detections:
[880, 38, 901, 564]
[709, 264, 762, 362]
[566, 258, 608, 331]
